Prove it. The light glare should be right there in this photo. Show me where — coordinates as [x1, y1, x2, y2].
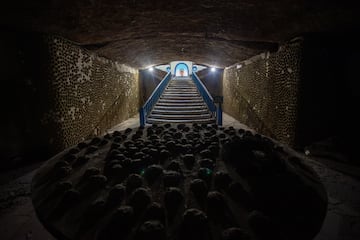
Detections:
[211, 67, 216, 72]
[149, 67, 154, 72]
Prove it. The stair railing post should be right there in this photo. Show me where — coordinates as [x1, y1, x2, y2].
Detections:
[216, 103, 223, 126]
[140, 107, 145, 127]
[214, 96, 223, 126]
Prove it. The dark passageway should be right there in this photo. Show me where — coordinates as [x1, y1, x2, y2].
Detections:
[1, 1, 360, 240]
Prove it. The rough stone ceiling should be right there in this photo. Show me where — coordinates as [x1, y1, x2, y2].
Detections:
[1, 0, 359, 68]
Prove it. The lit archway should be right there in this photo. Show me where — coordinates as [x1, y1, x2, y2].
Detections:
[174, 63, 189, 77]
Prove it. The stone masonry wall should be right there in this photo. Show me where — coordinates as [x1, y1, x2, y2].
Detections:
[223, 38, 303, 146]
[42, 36, 139, 151]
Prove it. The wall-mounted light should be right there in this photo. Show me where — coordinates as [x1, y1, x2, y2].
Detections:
[148, 67, 154, 72]
[211, 67, 216, 72]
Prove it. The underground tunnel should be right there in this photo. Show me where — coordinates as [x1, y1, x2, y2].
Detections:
[1, 1, 360, 240]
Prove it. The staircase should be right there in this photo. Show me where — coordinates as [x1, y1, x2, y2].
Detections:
[146, 77, 215, 124]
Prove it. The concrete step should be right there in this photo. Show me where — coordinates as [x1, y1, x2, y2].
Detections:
[166, 88, 197, 91]
[163, 89, 199, 94]
[169, 79, 193, 82]
[144, 78, 215, 125]
[168, 83, 195, 86]
[151, 109, 210, 115]
[153, 105, 208, 110]
[169, 85, 195, 87]
[163, 92, 198, 95]
[147, 118, 215, 124]
[156, 102, 206, 106]
[158, 99, 204, 103]
[160, 96, 202, 101]
[162, 93, 200, 97]
[163, 90, 200, 94]
[148, 113, 212, 120]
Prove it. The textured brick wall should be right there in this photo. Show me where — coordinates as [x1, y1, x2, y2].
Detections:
[223, 38, 303, 146]
[42, 36, 139, 150]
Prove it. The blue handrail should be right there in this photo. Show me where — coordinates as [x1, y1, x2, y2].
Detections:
[140, 72, 172, 126]
[192, 73, 222, 125]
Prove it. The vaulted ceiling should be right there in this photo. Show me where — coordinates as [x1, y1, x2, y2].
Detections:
[1, 0, 358, 68]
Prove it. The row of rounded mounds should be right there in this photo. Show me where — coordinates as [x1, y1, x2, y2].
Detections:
[36, 167, 98, 212]
[50, 168, 250, 230]
[104, 156, 165, 181]
[52, 123, 251, 184]
[96, 206, 226, 240]
[164, 187, 184, 219]
[163, 170, 183, 188]
[143, 164, 163, 183]
[40, 168, 112, 220]
[145, 123, 228, 158]
[96, 205, 135, 240]
[178, 207, 263, 240]
[189, 174, 252, 209]
[79, 186, 152, 230]
[79, 175, 146, 220]
[96, 207, 166, 240]
[206, 190, 248, 227]
[108, 138, 173, 161]
[103, 141, 187, 186]
[149, 122, 213, 133]
[105, 142, 219, 175]
[94, 188, 184, 239]
[59, 187, 275, 240]
[49, 173, 145, 223]
[31, 152, 80, 189]
[46, 135, 117, 185]
[106, 187, 183, 226]
[143, 164, 184, 188]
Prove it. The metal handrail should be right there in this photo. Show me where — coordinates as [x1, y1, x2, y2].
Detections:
[192, 72, 216, 112]
[192, 72, 222, 125]
[139, 72, 172, 126]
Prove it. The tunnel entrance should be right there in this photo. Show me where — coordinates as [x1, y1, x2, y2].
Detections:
[174, 62, 189, 77]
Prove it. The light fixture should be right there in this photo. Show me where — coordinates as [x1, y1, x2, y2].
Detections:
[149, 67, 154, 72]
[211, 67, 216, 72]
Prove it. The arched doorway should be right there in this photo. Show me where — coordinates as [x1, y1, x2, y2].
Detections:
[174, 63, 189, 77]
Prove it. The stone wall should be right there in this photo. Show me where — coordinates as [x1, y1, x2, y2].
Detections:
[0, 33, 139, 170]
[43, 36, 139, 150]
[223, 38, 303, 146]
